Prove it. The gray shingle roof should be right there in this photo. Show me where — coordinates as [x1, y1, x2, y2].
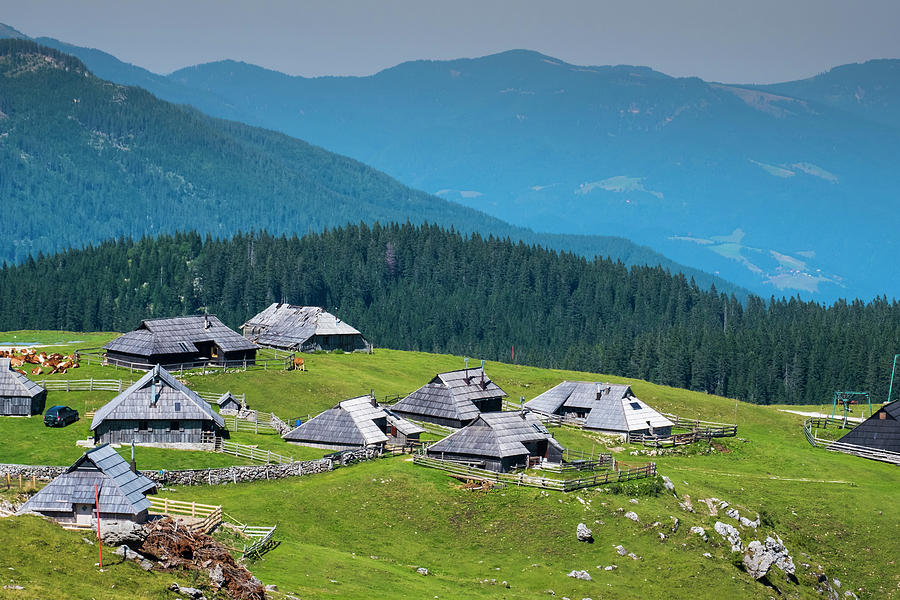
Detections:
[392, 367, 506, 422]
[242, 304, 364, 349]
[526, 381, 673, 432]
[17, 444, 156, 516]
[90, 365, 225, 430]
[428, 411, 563, 459]
[0, 358, 44, 398]
[104, 315, 255, 356]
[283, 395, 421, 446]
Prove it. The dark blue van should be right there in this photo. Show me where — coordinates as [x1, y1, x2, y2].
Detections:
[44, 405, 79, 427]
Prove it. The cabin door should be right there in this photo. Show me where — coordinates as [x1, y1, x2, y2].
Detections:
[74, 503, 94, 525]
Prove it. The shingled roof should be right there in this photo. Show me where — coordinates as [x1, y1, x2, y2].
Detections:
[391, 367, 507, 423]
[104, 315, 255, 357]
[0, 358, 44, 398]
[838, 401, 900, 453]
[526, 381, 673, 433]
[242, 304, 364, 349]
[17, 444, 157, 516]
[283, 395, 422, 447]
[90, 365, 225, 430]
[427, 411, 563, 458]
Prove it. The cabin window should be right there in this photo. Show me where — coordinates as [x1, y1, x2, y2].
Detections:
[177, 341, 191, 353]
[210, 345, 218, 358]
[880, 412, 887, 420]
[137, 420, 149, 431]
[629, 402, 642, 410]
[174, 402, 181, 412]
[170, 420, 181, 431]
[531, 422, 549, 434]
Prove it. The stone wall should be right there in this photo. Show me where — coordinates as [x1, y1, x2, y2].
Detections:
[0, 459, 333, 486]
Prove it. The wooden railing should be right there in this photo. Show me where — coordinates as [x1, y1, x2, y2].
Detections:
[218, 440, 295, 464]
[413, 455, 656, 492]
[147, 497, 222, 533]
[803, 418, 900, 465]
[662, 413, 738, 437]
[241, 525, 278, 558]
[223, 412, 280, 434]
[38, 378, 132, 392]
[409, 419, 457, 437]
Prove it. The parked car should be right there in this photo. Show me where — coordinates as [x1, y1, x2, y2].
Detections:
[44, 405, 79, 427]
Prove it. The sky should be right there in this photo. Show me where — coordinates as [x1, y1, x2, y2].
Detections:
[3, 0, 900, 83]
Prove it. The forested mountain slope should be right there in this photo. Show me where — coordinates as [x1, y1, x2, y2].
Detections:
[0, 38, 738, 295]
[2, 225, 898, 406]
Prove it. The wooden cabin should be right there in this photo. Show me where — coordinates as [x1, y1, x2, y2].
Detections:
[90, 365, 225, 448]
[0, 357, 46, 416]
[242, 304, 371, 352]
[391, 367, 506, 428]
[838, 401, 900, 454]
[526, 381, 673, 440]
[104, 315, 256, 369]
[17, 444, 157, 526]
[283, 395, 423, 451]
[426, 411, 565, 472]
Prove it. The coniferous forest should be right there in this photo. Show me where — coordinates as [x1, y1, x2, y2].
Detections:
[1, 224, 898, 406]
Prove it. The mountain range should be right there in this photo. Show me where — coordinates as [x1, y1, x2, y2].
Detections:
[4, 23, 900, 301]
[0, 36, 743, 297]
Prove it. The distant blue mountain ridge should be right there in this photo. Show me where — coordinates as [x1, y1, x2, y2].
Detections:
[5, 24, 899, 301]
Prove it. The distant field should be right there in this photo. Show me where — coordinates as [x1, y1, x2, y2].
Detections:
[0, 331, 898, 599]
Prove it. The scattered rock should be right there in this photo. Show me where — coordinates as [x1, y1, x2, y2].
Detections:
[2, 585, 24, 590]
[623, 511, 639, 522]
[689, 526, 708, 542]
[615, 545, 627, 556]
[658, 533, 667, 541]
[661, 475, 676, 496]
[670, 517, 680, 533]
[700, 498, 719, 516]
[208, 564, 225, 587]
[627, 552, 639, 560]
[417, 567, 429, 575]
[833, 579, 841, 588]
[725, 508, 740, 520]
[265, 584, 279, 591]
[718, 500, 729, 510]
[576, 523, 594, 543]
[741, 534, 794, 579]
[603, 565, 617, 571]
[139, 559, 154, 571]
[679, 495, 694, 513]
[740, 516, 759, 529]
[167, 583, 206, 600]
[567, 570, 592, 581]
[713, 521, 743, 552]
[629, 499, 639, 504]
[703, 552, 712, 558]
[100, 521, 147, 548]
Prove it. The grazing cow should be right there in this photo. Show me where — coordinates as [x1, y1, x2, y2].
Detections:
[31, 366, 42, 375]
[292, 356, 306, 371]
[10, 356, 24, 368]
[14, 368, 27, 375]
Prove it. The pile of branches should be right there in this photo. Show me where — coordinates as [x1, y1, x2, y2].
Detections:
[140, 518, 265, 600]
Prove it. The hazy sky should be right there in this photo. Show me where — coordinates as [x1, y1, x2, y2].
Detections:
[3, 0, 900, 83]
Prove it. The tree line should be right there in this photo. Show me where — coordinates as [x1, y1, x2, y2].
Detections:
[1, 224, 898, 406]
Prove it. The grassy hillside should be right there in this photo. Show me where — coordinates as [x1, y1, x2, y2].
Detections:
[0, 331, 897, 599]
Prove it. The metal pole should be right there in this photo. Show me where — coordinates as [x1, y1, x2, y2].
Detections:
[888, 354, 900, 405]
[95, 484, 103, 568]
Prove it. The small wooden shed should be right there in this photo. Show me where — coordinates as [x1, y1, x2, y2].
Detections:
[283, 395, 423, 451]
[90, 365, 225, 448]
[391, 367, 507, 428]
[526, 381, 673, 440]
[16, 443, 157, 526]
[215, 391, 243, 414]
[0, 357, 46, 416]
[426, 411, 565, 472]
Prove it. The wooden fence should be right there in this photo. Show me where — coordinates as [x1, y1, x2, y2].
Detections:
[241, 525, 278, 558]
[803, 418, 900, 465]
[75, 348, 293, 374]
[38, 378, 133, 392]
[148, 497, 222, 533]
[662, 413, 738, 437]
[218, 439, 295, 464]
[410, 419, 457, 437]
[223, 411, 280, 434]
[413, 455, 656, 492]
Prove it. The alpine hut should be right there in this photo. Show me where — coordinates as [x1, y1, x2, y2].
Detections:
[282, 395, 423, 450]
[104, 315, 257, 369]
[526, 382, 673, 440]
[836, 400, 900, 454]
[16, 443, 157, 527]
[0, 357, 46, 416]
[391, 366, 506, 428]
[90, 365, 226, 448]
[426, 411, 565, 472]
[242, 304, 371, 352]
